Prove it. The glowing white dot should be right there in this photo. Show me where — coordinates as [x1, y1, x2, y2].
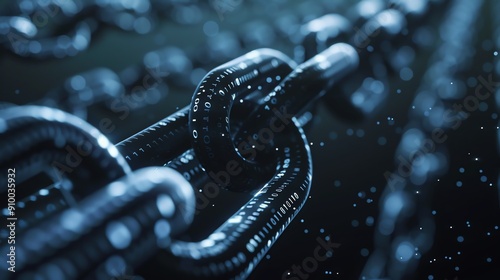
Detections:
[395, 241, 414, 262]
[61, 209, 84, 231]
[39, 189, 49, 196]
[97, 135, 110, 148]
[157, 195, 175, 218]
[108, 182, 126, 197]
[106, 221, 132, 249]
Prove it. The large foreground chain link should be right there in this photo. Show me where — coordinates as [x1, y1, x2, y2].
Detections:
[0, 0, 483, 279]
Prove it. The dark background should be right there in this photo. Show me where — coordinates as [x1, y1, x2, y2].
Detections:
[1, 0, 499, 279]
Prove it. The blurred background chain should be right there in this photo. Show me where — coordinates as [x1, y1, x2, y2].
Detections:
[0, 0, 499, 279]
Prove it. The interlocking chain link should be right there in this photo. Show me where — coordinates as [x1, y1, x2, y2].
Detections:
[1, 0, 486, 279]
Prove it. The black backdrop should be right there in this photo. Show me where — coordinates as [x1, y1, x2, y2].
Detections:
[1, 0, 499, 279]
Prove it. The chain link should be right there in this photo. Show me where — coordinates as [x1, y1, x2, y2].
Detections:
[2, 0, 493, 279]
[0, 0, 217, 59]
[362, 1, 483, 279]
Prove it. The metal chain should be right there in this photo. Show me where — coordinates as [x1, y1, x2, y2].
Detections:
[362, 0, 483, 279]
[0, 0, 477, 279]
[0, 0, 217, 59]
